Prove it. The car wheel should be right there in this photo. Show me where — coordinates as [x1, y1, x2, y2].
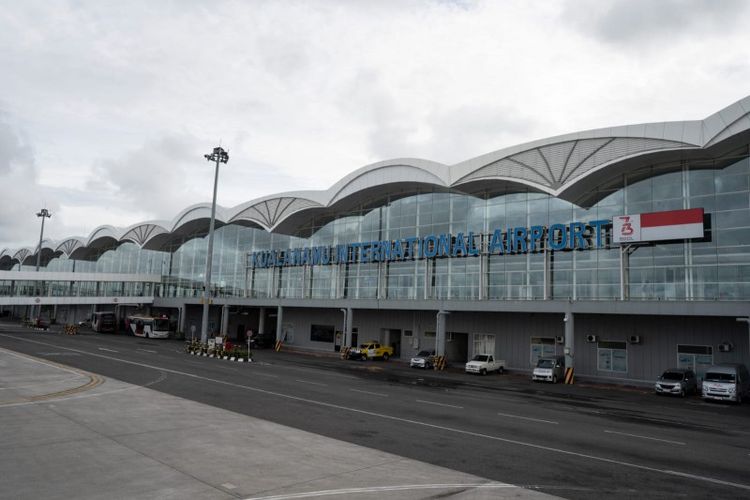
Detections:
[552, 375, 558, 384]
[498, 367, 504, 374]
[382, 353, 389, 361]
[480, 368, 487, 376]
[679, 389, 686, 398]
[737, 393, 743, 405]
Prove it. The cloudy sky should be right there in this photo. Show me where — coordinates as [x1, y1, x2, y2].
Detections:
[1, 0, 748, 250]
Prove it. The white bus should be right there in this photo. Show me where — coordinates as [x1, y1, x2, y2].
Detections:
[128, 315, 170, 339]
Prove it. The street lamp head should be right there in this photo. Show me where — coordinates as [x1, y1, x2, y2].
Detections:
[204, 146, 229, 164]
[36, 208, 51, 218]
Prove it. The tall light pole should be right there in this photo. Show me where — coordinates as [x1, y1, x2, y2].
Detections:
[35, 208, 51, 271]
[200, 146, 229, 343]
[35, 208, 51, 319]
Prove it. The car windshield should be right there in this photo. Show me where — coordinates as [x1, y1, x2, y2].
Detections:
[416, 351, 432, 357]
[705, 372, 735, 382]
[537, 359, 554, 368]
[661, 371, 684, 381]
[472, 355, 489, 362]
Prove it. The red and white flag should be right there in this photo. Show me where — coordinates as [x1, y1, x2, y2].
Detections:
[613, 208, 704, 243]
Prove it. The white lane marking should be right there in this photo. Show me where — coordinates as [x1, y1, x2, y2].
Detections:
[5, 334, 750, 493]
[664, 469, 749, 490]
[249, 372, 279, 379]
[222, 483, 236, 490]
[350, 389, 388, 397]
[137, 349, 157, 354]
[243, 482, 516, 500]
[604, 430, 686, 446]
[416, 399, 463, 409]
[98, 347, 118, 353]
[295, 379, 327, 387]
[496, 411, 558, 425]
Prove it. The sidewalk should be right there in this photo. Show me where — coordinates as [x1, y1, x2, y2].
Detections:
[0, 346, 561, 500]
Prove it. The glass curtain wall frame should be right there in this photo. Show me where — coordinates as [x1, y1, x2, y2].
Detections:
[238, 151, 750, 303]
[31, 148, 749, 304]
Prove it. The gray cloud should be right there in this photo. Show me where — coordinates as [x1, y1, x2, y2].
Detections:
[0, 116, 50, 249]
[0, 115, 34, 176]
[423, 104, 538, 163]
[563, 0, 748, 45]
[1, 0, 748, 250]
[88, 135, 209, 221]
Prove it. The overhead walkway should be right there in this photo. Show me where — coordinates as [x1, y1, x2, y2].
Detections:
[0, 270, 161, 307]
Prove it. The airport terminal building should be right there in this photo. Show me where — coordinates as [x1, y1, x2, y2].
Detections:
[2, 96, 750, 384]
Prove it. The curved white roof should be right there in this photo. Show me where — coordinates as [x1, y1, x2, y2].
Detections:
[3, 95, 749, 269]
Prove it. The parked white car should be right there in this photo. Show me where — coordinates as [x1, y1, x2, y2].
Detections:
[465, 354, 505, 375]
[532, 356, 565, 383]
[410, 350, 435, 369]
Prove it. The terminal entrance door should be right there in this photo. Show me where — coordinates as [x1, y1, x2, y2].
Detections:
[381, 329, 402, 357]
[446, 332, 469, 362]
[677, 344, 713, 381]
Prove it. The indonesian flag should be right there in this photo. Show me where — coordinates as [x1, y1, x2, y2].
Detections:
[613, 208, 704, 243]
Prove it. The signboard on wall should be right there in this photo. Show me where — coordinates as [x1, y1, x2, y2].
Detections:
[613, 208, 704, 244]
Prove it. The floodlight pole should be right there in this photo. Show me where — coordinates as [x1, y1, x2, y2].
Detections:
[34, 208, 51, 319]
[35, 208, 51, 272]
[200, 147, 229, 344]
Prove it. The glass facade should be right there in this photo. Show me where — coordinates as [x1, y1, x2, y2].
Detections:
[10, 151, 750, 303]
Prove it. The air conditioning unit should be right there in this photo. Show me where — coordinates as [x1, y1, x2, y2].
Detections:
[586, 334, 598, 343]
[628, 335, 642, 344]
[555, 336, 564, 344]
[718, 342, 734, 352]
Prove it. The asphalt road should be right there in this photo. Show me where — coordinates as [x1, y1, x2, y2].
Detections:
[1, 324, 749, 500]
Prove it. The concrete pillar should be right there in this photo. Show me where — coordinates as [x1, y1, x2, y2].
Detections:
[564, 311, 574, 371]
[436, 311, 449, 357]
[275, 305, 284, 343]
[178, 304, 186, 335]
[345, 307, 353, 347]
[52, 304, 58, 323]
[543, 246, 551, 300]
[258, 307, 266, 334]
[221, 304, 229, 337]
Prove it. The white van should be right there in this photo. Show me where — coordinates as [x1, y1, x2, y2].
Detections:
[532, 356, 565, 384]
[701, 363, 750, 404]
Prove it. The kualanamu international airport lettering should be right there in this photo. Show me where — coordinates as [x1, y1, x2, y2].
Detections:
[250, 220, 610, 269]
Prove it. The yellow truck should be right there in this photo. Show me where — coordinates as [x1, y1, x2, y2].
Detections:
[352, 341, 394, 361]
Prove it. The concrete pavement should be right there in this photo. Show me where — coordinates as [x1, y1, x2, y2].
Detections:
[0, 346, 562, 500]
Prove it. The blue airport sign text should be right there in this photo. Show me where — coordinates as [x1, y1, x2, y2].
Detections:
[249, 220, 610, 269]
